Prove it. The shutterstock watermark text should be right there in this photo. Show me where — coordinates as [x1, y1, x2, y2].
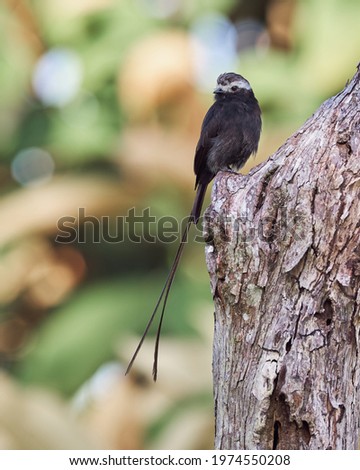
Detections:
[55, 207, 306, 246]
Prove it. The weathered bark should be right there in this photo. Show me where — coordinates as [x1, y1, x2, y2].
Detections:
[205, 64, 360, 450]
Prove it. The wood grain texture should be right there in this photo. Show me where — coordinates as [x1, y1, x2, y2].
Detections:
[205, 65, 360, 450]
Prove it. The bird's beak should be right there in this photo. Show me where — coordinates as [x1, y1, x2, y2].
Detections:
[213, 86, 224, 94]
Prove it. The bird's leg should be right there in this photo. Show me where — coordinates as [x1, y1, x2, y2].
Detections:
[225, 166, 239, 175]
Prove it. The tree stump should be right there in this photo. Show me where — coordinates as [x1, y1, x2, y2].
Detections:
[205, 64, 360, 450]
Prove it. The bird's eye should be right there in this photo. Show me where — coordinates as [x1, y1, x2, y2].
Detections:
[231, 85, 239, 91]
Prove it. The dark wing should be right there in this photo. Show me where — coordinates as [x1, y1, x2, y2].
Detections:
[194, 101, 222, 188]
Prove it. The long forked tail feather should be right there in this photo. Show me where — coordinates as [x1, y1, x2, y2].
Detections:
[125, 217, 192, 380]
[191, 183, 208, 224]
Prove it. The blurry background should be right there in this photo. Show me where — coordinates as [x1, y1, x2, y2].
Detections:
[0, 0, 359, 450]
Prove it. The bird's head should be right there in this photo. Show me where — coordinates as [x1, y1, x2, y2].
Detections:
[214, 72, 252, 96]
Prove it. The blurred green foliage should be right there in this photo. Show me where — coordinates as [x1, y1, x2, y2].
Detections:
[16, 274, 207, 394]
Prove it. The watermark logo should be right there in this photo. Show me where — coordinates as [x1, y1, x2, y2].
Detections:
[55, 207, 306, 245]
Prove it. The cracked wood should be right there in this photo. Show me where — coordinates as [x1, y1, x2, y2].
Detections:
[205, 65, 360, 450]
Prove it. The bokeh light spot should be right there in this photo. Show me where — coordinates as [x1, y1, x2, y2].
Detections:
[11, 147, 55, 187]
[190, 13, 237, 91]
[32, 48, 83, 107]
[236, 19, 269, 53]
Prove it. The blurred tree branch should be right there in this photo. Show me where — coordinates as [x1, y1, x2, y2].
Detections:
[5, 0, 44, 54]
[206, 64, 360, 449]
